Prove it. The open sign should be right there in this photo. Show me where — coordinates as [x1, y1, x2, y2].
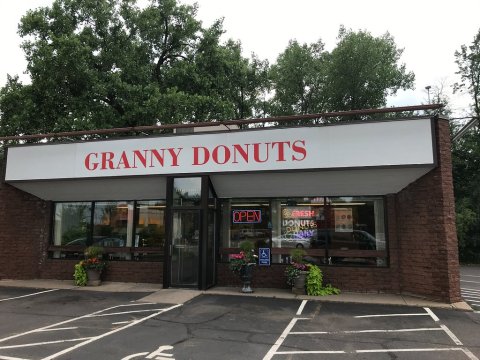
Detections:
[232, 210, 262, 224]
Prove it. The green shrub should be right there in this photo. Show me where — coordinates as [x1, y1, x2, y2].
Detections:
[74, 263, 87, 286]
[306, 265, 340, 296]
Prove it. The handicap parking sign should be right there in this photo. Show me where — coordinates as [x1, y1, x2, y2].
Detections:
[258, 248, 270, 266]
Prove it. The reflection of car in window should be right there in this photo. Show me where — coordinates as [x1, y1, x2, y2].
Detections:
[272, 234, 311, 249]
[64, 236, 125, 247]
[311, 230, 378, 250]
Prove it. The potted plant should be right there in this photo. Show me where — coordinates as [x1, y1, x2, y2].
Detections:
[285, 248, 309, 294]
[74, 245, 107, 286]
[229, 240, 258, 293]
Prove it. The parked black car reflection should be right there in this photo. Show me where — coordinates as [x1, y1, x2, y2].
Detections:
[311, 229, 378, 250]
[64, 236, 125, 247]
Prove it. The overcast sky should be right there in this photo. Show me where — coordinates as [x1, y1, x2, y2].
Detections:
[1, 0, 479, 118]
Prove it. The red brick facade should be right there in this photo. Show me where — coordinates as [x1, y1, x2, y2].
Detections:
[0, 117, 461, 303]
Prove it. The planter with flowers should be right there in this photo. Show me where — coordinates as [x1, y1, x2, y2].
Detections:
[74, 246, 107, 286]
[285, 248, 310, 294]
[229, 240, 258, 293]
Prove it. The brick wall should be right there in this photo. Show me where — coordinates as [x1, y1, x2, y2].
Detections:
[395, 118, 461, 303]
[40, 259, 163, 284]
[0, 159, 50, 279]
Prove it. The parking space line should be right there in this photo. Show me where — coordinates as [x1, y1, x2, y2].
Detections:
[112, 321, 132, 325]
[440, 324, 463, 345]
[424, 307, 440, 322]
[41, 304, 182, 360]
[463, 275, 480, 278]
[460, 288, 480, 293]
[0, 355, 30, 360]
[36, 327, 78, 332]
[461, 280, 480, 284]
[0, 338, 92, 350]
[0, 289, 59, 302]
[0, 303, 171, 344]
[290, 327, 443, 335]
[354, 313, 428, 318]
[462, 287, 480, 293]
[263, 317, 310, 360]
[87, 308, 168, 317]
[296, 300, 307, 315]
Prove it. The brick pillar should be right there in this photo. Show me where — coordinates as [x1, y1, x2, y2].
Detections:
[0, 157, 50, 279]
[396, 117, 461, 303]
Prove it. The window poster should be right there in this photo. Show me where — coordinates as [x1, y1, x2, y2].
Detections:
[334, 208, 353, 232]
[281, 207, 318, 239]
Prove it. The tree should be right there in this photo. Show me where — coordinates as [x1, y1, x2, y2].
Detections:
[0, 0, 269, 138]
[454, 28, 480, 118]
[269, 40, 327, 116]
[452, 28, 480, 263]
[324, 26, 415, 112]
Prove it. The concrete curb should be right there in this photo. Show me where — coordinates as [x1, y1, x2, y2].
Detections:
[0, 279, 472, 311]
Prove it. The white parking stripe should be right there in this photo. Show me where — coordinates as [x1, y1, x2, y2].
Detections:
[0, 289, 59, 302]
[461, 287, 480, 293]
[355, 313, 428, 318]
[296, 300, 307, 315]
[0, 304, 172, 344]
[41, 304, 182, 360]
[88, 308, 167, 317]
[440, 324, 463, 345]
[36, 327, 78, 332]
[424, 307, 440, 322]
[463, 275, 480, 278]
[461, 280, 480, 284]
[0, 338, 92, 350]
[0, 355, 30, 360]
[357, 347, 464, 353]
[262, 317, 310, 360]
[290, 328, 443, 335]
[462, 291, 480, 297]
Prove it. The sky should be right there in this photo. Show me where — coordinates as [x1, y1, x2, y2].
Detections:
[1, 0, 479, 118]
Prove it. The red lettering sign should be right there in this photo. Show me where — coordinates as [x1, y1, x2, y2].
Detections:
[232, 210, 262, 224]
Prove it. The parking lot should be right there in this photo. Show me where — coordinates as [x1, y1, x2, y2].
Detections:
[461, 266, 480, 312]
[0, 286, 480, 360]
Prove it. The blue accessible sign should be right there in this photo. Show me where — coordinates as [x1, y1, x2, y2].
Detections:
[258, 248, 270, 266]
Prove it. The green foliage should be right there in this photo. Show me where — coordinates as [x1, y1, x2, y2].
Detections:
[229, 240, 257, 273]
[0, 0, 269, 138]
[290, 248, 306, 263]
[306, 265, 340, 296]
[84, 246, 103, 259]
[324, 26, 414, 113]
[454, 28, 480, 118]
[451, 26, 480, 264]
[73, 263, 87, 286]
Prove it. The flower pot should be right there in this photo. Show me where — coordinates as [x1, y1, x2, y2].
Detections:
[292, 270, 308, 295]
[86, 269, 102, 286]
[239, 263, 255, 293]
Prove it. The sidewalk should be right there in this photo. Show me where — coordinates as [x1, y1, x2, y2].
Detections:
[0, 279, 472, 311]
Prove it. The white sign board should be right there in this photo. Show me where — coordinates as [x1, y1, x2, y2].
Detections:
[5, 119, 435, 181]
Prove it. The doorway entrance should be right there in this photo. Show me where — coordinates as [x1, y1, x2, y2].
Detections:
[165, 176, 217, 289]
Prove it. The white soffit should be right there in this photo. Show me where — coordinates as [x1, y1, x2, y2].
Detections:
[9, 176, 167, 201]
[210, 167, 434, 198]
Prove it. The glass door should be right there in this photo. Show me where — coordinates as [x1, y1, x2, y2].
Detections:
[170, 210, 200, 287]
[166, 176, 217, 289]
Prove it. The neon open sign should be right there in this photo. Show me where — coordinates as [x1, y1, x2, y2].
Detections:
[232, 210, 262, 224]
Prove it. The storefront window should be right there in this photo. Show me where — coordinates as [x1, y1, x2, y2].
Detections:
[92, 201, 134, 248]
[52, 200, 165, 261]
[53, 202, 92, 246]
[173, 177, 202, 206]
[135, 201, 166, 248]
[219, 196, 387, 267]
[219, 199, 271, 261]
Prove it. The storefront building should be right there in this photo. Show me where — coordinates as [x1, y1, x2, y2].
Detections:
[0, 112, 461, 303]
